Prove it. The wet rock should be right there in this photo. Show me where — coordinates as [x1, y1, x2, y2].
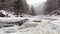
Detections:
[33, 20, 42, 22]
[20, 16, 23, 17]
[0, 12, 5, 17]
[18, 19, 28, 26]
[3, 25, 14, 27]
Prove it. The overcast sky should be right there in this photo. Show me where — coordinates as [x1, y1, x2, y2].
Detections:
[26, 0, 47, 5]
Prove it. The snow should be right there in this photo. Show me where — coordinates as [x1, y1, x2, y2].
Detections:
[0, 10, 60, 34]
[0, 17, 26, 22]
[0, 15, 59, 34]
[0, 10, 6, 15]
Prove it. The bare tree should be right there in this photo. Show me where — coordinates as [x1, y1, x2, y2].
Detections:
[0, 0, 5, 10]
[44, 0, 60, 15]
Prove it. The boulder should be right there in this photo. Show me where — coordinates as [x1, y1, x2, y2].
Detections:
[0, 12, 5, 17]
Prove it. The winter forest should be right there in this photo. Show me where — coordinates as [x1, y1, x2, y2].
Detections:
[0, 0, 60, 34]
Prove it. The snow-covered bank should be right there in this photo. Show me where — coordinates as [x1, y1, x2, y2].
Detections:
[0, 16, 60, 34]
[0, 17, 26, 22]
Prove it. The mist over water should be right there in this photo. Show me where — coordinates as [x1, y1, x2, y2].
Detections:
[26, 0, 47, 15]
[33, 2, 46, 15]
[26, 0, 47, 5]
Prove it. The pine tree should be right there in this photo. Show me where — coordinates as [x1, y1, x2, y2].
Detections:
[31, 6, 36, 15]
[14, 0, 21, 15]
[14, 0, 24, 15]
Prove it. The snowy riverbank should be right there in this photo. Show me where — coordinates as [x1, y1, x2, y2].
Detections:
[0, 15, 60, 34]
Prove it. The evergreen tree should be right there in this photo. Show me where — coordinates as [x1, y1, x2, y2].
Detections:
[14, 0, 24, 15]
[31, 6, 36, 15]
[14, 0, 21, 15]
